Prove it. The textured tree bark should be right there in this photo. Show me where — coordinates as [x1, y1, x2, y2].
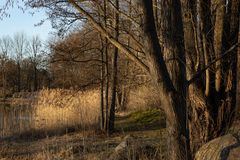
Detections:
[140, 1, 191, 159]
[214, 0, 225, 92]
[184, 0, 240, 155]
[153, 0, 159, 29]
[181, 0, 208, 154]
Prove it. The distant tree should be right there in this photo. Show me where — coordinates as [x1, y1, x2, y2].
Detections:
[49, 29, 102, 89]
[0, 33, 50, 94]
[13, 32, 28, 92]
[27, 35, 42, 91]
[0, 36, 12, 97]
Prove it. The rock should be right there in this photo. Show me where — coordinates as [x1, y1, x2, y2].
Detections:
[108, 135, 135, 160]
[195, 134, 240, 160]
[108, 135, 160, 160]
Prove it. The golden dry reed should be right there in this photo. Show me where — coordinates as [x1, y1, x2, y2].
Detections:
[33, 88, 100, 131]
[0, 86, 159, 137]
[0, 88, 100, 137]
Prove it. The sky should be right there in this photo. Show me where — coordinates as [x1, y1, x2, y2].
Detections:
[0, 4, 53, 41]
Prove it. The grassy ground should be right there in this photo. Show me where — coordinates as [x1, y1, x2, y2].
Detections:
[1, 110, 240, 160]
[115, 109, 165, 131]
[0, 109, 167, 160]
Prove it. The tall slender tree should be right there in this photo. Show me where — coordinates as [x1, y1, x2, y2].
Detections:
[108, 0, 119, 134]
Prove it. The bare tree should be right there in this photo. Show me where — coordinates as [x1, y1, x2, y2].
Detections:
[0, 36, 12, 97]
[26, 35, 42, 91]
[13, 32, 28, 92]
[108, 0, 119, 134]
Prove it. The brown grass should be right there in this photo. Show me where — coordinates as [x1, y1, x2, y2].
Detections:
[0, 89, 100, 138]
[33, 88, 100, 132]
[32, 86, 161, 133]
[0, 86, 163, 138]
[0, 86, 167, 159]
[128, 85, 161, 111]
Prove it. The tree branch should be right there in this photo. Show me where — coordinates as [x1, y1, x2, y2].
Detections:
[67, 0, 149, 73]
[188, 43, 239, 85]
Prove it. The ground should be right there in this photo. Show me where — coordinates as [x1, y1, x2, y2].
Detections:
[1, 108, 239, 160]
[0, 109, 167, 160]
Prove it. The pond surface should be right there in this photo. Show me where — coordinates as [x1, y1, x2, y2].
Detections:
[0, 103, 34, 138]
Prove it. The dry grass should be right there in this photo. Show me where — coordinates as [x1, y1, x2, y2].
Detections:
[0, 86, 166, 159]
[0, 89, 100, 138]
[33, 88, 100, 132]
[1, 86, 161, 138]
[128, 85, 161, 111]
[0, 128, 166, 160]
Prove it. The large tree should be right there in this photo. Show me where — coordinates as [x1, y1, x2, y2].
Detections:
[60, 0, 240, 159]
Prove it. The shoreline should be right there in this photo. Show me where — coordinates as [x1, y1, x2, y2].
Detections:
[0, 98, 34, 105]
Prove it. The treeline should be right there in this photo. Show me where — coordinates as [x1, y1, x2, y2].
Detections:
[0, 29, 148, 98]
[0, 33, 50, 97]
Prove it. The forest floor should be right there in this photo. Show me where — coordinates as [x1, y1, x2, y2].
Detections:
[0, 109, 168, 160]
[0, 108, 239, 160]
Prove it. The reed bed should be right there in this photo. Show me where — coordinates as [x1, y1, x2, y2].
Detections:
[0, 89, 100, 138]
[0, 86, 161, 138]
[128, 86, 162, 111]
[33, 88, 100, 132]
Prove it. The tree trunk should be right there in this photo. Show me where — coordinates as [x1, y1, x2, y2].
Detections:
[180, 0, 207, 154]
[140, 1, 191, 159]
[100, 45, 105, 130]
[115, 0, 131, 112]
[214, 0, 225, 92]
[116, 86, 129, 111]
[97, 6, 105, 131]
[104, 39, 109, 132]
[153, 0, 159, 30]
[108, 0, 119, 134]
[103, 0, 109, 132]
[183, 0, 240, 155]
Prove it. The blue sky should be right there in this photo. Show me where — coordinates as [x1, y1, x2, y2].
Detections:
[0, 4, 53, 41]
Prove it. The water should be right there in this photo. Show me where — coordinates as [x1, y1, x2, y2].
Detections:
[0, 103, 34, 138]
